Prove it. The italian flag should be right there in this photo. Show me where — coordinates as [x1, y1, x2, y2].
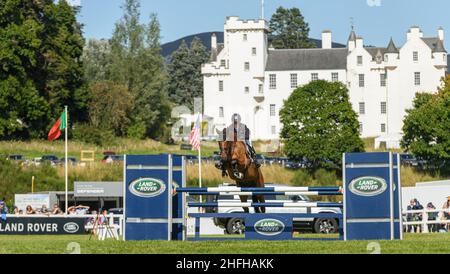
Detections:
[48, 110, 67, 141]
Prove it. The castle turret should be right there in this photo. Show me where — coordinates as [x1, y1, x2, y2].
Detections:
[385, 38, 399, 67]
[347, 29, 356, 51]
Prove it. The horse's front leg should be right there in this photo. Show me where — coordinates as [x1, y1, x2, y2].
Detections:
[252, 195, 266, 213]
[239, 195, 249, 213]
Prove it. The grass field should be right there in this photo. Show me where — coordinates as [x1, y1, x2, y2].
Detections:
[1, 234, 450, 254]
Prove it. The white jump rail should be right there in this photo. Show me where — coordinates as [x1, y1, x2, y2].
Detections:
[402, 209, 450, 233]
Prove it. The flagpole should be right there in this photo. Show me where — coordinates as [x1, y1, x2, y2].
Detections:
[198, 113, 203, 204]
[64, 105, 68, 215]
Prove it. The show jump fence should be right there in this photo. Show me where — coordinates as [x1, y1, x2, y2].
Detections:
[123, 153, 403, 241]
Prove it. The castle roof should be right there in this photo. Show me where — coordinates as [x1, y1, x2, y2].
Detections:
[433, 39, 446, 53]
[421, 37, 446, 53]
[386, 38, 399, 54]
[348, 30, 357, 42]
[265, 48, 348, 71]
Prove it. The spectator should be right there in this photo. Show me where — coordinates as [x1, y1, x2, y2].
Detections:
[68, 205, 90, 215]
[406, 199, 423, 233]
[13, 206, 20, 215]
[99, 209, 109, 225]
[0, 201, 8, 221]
[51, 204, 63, 215]
[426, 203, 438, 232]
[441, 197, 450, 231]
[40, 205, 49, 214]
[67, 206, 77, 215]
[25, 205, 35, 215]
[18, 210, 23, 215]
[75, 205, 89, 215]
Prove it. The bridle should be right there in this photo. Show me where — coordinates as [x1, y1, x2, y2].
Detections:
[223, 141, 252, 179]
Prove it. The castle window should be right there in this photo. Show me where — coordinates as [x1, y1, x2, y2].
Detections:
[269, 74, 277, 89]
[258, 84, 264, 94]
[357, 56, 363, 66]
[244, 62, 250, 71]
[359, 102, 365, 115]
[359, 74, 365, 87]
[252, 48, 257, 55]
[311, 73, 318, 81]
[385, 55, 389, 62]
[414, 72, 421, 86]
[271, 126, 277, 135]
[381, 124, 386, 133]
[413, 51, 419, 62]
[220, 60, 226, 67]
[332, 72, 339, 82]
[359, 123, 363, 134]
[270, 104, 276, 117]
[243, 34, 248, 41]
[381, 102, 387, 114]
[219, 80, 224, 92]
[380, 73, 387, 87]
[245, 86, 249, 94]
[290, 74, 298, 88]
[219, 107, 224, 118]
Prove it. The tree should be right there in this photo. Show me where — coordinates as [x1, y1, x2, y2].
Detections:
[269, 7, 315, 49]
[401, 76, 450, 174]
[83, 39, 112, 85]
[0, 0, 86, 139]
[88, 82, 133, 135]
[109, 0, 170, 139]
[280, 80, 364, 170]
[167, 37, 209, 110]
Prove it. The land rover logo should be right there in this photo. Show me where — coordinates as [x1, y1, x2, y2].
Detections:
[349, 176, 388, 197]
[254, 219, 285, 236]
[63, 222, 79, 234]
[129, 178, 166, 198]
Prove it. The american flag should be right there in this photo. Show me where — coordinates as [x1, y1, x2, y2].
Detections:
[189, 115, 201, 151]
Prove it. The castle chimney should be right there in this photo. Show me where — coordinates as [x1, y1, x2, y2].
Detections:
[438, 27, 444, 41]
[211, 33, 217, 51]
[356, 36, 364, 48]
[322, 30, 332, 49]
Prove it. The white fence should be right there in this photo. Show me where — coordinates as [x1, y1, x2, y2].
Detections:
[402, 209, 450, 233]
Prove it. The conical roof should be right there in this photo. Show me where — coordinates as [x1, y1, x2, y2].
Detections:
[386, 38, 399, 54]
[433, 38, 447, 53]
[348, 30, 356, 42]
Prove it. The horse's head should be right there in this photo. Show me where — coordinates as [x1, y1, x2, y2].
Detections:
[218, 141, 230, 162]
[218, 141, 248, 167]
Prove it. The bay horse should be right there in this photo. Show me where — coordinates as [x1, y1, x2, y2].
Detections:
[218, 140, 266, 213]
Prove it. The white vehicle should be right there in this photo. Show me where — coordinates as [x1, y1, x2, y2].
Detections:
[209, 184, 342, 234]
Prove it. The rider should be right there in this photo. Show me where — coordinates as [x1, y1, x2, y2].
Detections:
[216, 114, 261, 174]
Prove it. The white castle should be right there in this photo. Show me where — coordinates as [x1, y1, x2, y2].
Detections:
[201, 16, 447, 148]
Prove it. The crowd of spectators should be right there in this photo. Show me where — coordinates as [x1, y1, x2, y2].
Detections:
[0, 201, 92, 216]
[406, 197, 450, 233]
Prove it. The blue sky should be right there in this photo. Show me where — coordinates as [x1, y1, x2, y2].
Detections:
[76, 0, 449, 49]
